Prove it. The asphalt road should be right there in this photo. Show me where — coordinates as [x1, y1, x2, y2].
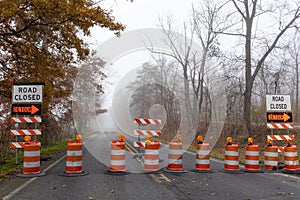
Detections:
[2, 131, 300, 200]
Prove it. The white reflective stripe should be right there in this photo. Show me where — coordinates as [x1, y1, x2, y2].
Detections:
[245, 160, 259, 165]
[225, 151, 238, 156]
[67, 150, 82, 156]
[285, 160, 299, 165]
[264, 152, 278, 157]
[110, 160, 126, 166]
[245, 151, 259, 156]
[196, 150, 210, 155]
[224, 160, 238, 165]
[144, 159, 159, 165]
[145, 150, 159, 155]
[24, 151, 40, 157]
[111, 150, 125, 155]
[264, 160, 278, 166]
[284, 152, 298, 157]
[168, 159, 182, 164]
[66, 161, 82, 166]
[24, 161, 40, 167]
[196, 159, 210, 164]
[169, 149, 183, 155]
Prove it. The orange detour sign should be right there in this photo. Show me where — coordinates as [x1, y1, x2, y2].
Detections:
[11, 104, 42, 115]
[244, 138, 262, 173]
[17, 141, 46, 177]
[282, 143, 300, 174]
[144, 141, 160, 173]
[59, 139, 88, 177]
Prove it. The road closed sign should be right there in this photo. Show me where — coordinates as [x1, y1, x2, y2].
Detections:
[266, 95, 291, 111]
[12, 83, 44, 103]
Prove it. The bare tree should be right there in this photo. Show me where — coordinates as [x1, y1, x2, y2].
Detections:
[150, 0, 229, 138]
[224, 0, 300, 135]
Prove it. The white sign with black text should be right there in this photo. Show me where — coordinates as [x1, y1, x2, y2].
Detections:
[12, 84, 43, 103]
[266, 94, 291, 111]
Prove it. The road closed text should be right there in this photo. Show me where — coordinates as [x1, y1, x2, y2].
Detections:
[266, 94, 291, 111]
[269, 103, 288, 110]
[12, 85, 43, 103]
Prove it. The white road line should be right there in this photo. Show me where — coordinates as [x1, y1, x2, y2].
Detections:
[2, 155, 66, 200]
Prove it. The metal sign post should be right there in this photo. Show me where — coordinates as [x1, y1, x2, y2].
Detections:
[10, 82, 44, 164]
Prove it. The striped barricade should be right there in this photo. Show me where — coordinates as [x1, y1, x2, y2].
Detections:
[267, 135, 295, 153]
[266, 123, 294, 129]
[10, 129, 42, 136]
[134, 118, 161, 125]
[134, 141, 145, 148]
[134, 130, 161, 137]
[10, 142, 25, 149]
[11, 116, 42, 123]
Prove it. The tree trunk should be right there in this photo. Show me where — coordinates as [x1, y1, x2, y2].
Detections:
[244, 16, 253, 136]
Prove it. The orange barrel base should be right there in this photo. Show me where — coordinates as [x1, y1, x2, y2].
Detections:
[144, 141, 160, 173]
[264, 145, 279, 172]
[244, 144, 262, 173]
[108, 140, 128, 174]
[163, 141, 187, 173]
[223, 143, 243, 174]
[59, 140, 88, 177]
[191, 142, 212, 173]
[17, 141, 46, 178]
[23, 141, 41, 174]
[282, 144, 300, 174]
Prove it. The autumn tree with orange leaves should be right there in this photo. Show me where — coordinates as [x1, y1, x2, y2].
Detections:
[0, 0, 124, 157]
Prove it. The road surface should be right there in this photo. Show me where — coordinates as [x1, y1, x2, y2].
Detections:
[1, 131, 300, 200]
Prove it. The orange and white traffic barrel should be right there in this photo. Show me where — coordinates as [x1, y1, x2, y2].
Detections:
[23, 141, 41, 174]
[223, 137, 242, 173]
[60, 135, 88, 176]
[144, 141, 160, 172]
[167, 140, 183, 171]
[164, 135, 187, 173]
[109, 140, 126, 173]
[65, 140, 83, 173]
[17, 136, 45, 177]
[264, 140, 278, 171]
[192, 136, 211, 173]
[283, 141, 300, 173]
[244, 138, 261, 172]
